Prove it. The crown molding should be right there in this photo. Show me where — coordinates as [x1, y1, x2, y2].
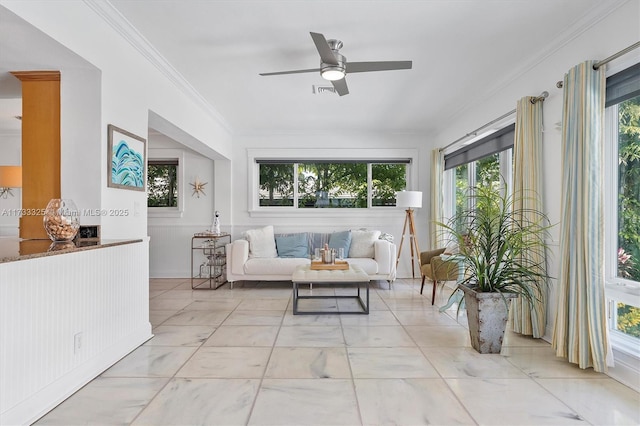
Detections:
[10, 70, 60, 81]
[83, 0, 233, 134]
[235, 127, 431, 137]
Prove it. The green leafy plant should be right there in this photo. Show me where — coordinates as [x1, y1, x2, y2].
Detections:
[618, 96, 640, 282]
[436, 183, 553, 306]
[147, 163, 177, 207]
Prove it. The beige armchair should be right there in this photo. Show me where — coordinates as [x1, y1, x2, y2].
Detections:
[420, 248, 460, 305]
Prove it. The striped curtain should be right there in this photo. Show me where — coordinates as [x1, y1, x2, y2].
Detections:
[430, 149, 445, 249]
[510, 96, 546, 338]
[552, 61, 611, 372]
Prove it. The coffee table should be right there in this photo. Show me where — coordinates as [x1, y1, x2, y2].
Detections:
[291, 264, 370, 315]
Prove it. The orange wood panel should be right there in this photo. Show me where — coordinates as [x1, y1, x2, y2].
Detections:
[11, 71, 61, 239]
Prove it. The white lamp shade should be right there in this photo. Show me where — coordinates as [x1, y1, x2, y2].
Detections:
[0, 166, 22, 188]
[396, 190, 422, 208]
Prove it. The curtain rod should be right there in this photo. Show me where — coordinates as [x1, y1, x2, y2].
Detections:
[556, 40, 640, 88]
[439, 91, 549, 152]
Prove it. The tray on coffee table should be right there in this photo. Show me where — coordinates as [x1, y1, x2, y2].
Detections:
[310, 260, 349, 270]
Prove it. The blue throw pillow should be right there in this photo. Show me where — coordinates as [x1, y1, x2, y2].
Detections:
[275, 233, 309, 258]
[328, 230, 351, 256]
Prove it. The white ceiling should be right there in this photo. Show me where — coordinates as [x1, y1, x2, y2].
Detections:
[0, 1, 617, 137]
[109, 0, 609, 135]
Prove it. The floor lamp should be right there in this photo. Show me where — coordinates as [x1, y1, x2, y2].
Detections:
[395, 190, 422, 278]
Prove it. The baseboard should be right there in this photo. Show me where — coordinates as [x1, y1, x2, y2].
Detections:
[1, 323, 152, 426]
[608, 348, 640, 392]
[150, 269, 190, 278]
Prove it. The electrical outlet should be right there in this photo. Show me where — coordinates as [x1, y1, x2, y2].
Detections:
[74, 332, 82, 354]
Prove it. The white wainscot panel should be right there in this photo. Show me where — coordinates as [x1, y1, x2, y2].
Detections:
[148, 223, 214, 278]
[0, 239, 152, 425]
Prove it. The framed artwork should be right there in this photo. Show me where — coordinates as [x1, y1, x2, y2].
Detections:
[107, 124, 146, 191]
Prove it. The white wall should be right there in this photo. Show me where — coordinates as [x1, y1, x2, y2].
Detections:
[60, 67, 102, 228]
[430, 0, 639, 339]
[428, 0, 640, 386]
[1, 0, 233, 240]
[2, 0, 636, 389]
[2, 0, 634, 275]
[0, 129, 20, 236]
[0, 2, 232, 424]
[232, 131, 430, 278]
[147, 132, 218, 277]
[0, 240, 151, 426]
[0, 6, 103, 233]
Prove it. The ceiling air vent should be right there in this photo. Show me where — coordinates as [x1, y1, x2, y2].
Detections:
[312, 85, 336, 95]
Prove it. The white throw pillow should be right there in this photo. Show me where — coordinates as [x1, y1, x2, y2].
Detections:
[348, 229, 381, 258]
[245, 225, 277, 258]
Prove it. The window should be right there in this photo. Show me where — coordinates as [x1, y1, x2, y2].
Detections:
[604, 62, 640, 351]
[147, 149, 185, 218]
[372, 163, 407, 206]
[249, 148, 417, 215]
[297, 162, 367, 208]
[259, 163, 294, 207]
[257, 160, 408, 209]
[614, 95, 640, 284]
[444, 124, 515, 225]
[454, 163, 469, 225]
[147, 159, 178, 207]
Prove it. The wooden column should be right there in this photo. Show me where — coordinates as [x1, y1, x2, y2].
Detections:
[11, 71, 61, 239]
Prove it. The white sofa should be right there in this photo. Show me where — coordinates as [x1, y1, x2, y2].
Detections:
[225, 227, 397, 287]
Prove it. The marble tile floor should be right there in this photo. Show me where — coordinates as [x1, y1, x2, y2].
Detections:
[35, 278, 640, 426]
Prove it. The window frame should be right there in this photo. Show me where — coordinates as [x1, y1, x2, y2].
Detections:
[442, 148, 514, 221]
[248, 148, 418, 218]
[604, 96, 640, 357]
[147, 148, 185, 218]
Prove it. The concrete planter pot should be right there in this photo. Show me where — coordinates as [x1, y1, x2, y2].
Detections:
[460, 285, 516, 354]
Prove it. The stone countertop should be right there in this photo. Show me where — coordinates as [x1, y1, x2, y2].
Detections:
[0, 237, 144, 264]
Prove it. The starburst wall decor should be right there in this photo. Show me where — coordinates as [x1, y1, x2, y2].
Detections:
[190, 178, 207, 198]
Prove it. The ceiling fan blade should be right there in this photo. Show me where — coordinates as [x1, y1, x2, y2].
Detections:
[259, 68, 320, 76]
[331, 78, 349, 96]
[310, 32, 338, 65]
[346, 61, 413, 73]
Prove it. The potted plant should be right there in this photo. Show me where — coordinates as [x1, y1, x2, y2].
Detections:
[436, 183, 552, 353]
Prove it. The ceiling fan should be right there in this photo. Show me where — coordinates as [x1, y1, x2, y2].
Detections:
[259, 32, 412, 96]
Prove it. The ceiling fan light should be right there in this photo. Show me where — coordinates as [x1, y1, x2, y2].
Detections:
[321, 68, 345, 81]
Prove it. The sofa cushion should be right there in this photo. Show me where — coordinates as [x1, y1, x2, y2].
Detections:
[275, 233, 309, 258]
[244, 257, 309, 275]
[349, 229, 381, 258]
[244, 225, 278, 258]
[328, 230, 351, 255]
[347, 258, 379, 275]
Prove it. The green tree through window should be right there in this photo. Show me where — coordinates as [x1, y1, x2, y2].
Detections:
[618, 96, 640, 281]
[259, 164, 293, 206]
[615, 95, 640, 339]
[147, 161, 177, 207]
[372, 164, 407, 206]
[298, 163, 367, 208]
[258, 161, 407, 208]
